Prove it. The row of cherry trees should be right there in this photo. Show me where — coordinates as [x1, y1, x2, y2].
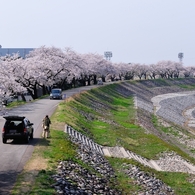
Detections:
[0, 46, 194, 100]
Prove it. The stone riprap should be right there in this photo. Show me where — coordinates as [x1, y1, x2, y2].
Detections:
[152, 93, 195, 126]
[52, 127, 177, 195]
[122, 164, 175, 195]
[122, 81, 195, 128]
[122, 82, 195, 153]
[52, 135, 122, 195]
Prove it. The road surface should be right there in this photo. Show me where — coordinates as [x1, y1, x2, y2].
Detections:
[0, 85, 100, 195]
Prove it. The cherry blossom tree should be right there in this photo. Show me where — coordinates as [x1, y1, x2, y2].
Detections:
[172, 62, 183, 78]
[182, 66, 195, 78]
[0, 45, 192, 101]
[147, 64, 159, 79]
[79, 53, 115, 84]
[0, 55, 26, 100]
[134, 64, 149, 80]
[155, 61, 168, 78]
[113, 63, 136, 80]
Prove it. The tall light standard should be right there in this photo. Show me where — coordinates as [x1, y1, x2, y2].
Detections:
[104, 51, 112, 60]
[178, 52, 184, 64]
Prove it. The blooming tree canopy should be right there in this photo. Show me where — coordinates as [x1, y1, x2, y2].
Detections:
[0, 45, 191, 100]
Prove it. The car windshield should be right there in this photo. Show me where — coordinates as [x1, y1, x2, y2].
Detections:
[52, 89, 61, 94]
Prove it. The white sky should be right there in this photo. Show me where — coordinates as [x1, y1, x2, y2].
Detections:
[1, 0, 195, 66]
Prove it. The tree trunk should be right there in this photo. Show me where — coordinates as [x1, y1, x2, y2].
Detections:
[21, 93, 26, 101]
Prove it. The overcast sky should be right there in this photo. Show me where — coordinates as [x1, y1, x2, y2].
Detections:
[1, 0, 195, 66]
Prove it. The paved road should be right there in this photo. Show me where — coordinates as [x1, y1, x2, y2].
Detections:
[0, 85, 101, 195]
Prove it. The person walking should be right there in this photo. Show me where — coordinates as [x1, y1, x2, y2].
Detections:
[42, 115, 51, 138]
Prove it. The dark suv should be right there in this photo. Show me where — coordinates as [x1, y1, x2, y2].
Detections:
[2, 116, 34, 144]
[50, 88, 62, 100]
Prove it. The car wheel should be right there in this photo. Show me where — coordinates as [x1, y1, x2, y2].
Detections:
[2, 138, 7, 144]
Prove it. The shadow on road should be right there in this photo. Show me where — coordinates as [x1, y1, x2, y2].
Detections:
[3, 138, 51, 146]
[0, 138, 51, 194]
[0, 171, 20, 195]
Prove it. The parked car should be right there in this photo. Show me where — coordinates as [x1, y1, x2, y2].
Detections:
[50, 88, 62, 100]
[97, 80, 103, 85]
[1, 96, 15, 106]
[2, 115, 34, 144]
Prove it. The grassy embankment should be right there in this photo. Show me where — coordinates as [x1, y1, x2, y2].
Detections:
[11, 79, 195, 194]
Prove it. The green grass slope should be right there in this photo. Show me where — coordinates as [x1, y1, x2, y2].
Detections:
[12, 78, 195, 195]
